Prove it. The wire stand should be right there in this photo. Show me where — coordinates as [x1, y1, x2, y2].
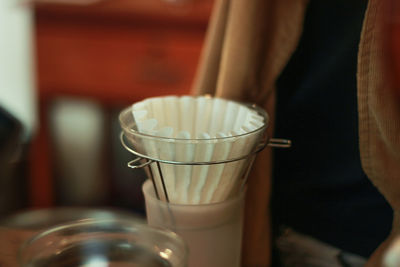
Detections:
[120, 132, 290, 203]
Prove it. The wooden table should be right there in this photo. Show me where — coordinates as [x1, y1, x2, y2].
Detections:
[0, 228, 37, 267]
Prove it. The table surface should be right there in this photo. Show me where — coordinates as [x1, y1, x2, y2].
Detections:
[0, 228, 37, 267]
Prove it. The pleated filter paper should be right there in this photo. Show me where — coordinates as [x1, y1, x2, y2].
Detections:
[122, 95, 267, 204]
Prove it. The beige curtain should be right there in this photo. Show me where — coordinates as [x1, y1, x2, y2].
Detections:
[191, 0, 308, 265]
[358, 1, 400, 265]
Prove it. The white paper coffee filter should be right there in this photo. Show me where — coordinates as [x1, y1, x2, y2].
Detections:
[139, 132, 167, 202]
[175, 131, 195, 204]
[210, 129, 246, 203]
[156, 127, 176, 202]
[125, 96, 266, 204]
[222, 101, 239, 132]
[163, 96, 179, 130]
[131, 96, 258, 140]
[187, 132, 214, 204]
[179, 96, 196, 135]
[208, 98, 227, 136]
[194, 96, 213, 135]
[199, 132, 232, 204]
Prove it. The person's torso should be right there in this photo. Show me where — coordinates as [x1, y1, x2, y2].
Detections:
[272, 0, 393, 258]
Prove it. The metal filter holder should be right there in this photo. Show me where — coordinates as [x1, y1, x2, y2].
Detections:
[119, 103, 291, 203]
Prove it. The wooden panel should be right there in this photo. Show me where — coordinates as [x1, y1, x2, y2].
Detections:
[34, 0, 213, 26]
[36, 23, 206, 104]
[35, 0, 212, 105]
[387, 0, 400, 92]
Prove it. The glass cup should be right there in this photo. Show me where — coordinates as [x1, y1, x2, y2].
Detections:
[142, 179, 246, 267]
[19, 219, 188, 267]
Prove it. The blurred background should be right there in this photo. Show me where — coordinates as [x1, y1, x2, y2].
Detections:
[1, 0, 399, 221]
[0, 0, 213, 218]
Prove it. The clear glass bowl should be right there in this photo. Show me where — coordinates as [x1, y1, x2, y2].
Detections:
[19, 219, 188, 267]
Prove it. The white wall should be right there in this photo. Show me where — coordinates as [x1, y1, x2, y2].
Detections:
[0, 0, 37, 140]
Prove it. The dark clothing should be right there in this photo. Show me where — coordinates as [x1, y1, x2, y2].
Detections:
[0, 105, 27, 217]
[272, 0, 393, 258]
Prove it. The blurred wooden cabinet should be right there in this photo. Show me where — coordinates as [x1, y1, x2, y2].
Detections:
[31, 0, 213, 206]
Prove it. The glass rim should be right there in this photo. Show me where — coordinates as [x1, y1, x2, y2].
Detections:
[119, 97, 269, 143]
[18, 218, 188, 266]
[0, 207, 139, 229]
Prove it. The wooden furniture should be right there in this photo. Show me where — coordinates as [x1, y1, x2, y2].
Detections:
[386, 0, 400, 89]
[0, 227, 35, 267]
[30, 0, 213, 207]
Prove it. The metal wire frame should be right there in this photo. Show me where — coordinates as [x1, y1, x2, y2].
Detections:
[120, 132, 291, 202]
